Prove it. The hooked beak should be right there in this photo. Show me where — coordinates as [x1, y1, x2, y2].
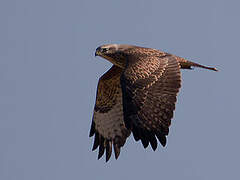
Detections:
[95, 47, 101, 56]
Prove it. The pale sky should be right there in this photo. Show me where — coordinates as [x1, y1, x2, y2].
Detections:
[1, 0, 240, 179]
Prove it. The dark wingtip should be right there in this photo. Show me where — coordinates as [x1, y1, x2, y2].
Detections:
[132, 128, 140, 141]
[113, 144, 121, 159]
[161, 140, 167, 147]
[150, 141, 157, 151]
[97, 136, 105, 159]
[89, 122, 95, 137]
[156, 132, 167, 147]
[98, 145, 105, 160]
[149, 133, 158, 151]
[92, 133, 99, 151]
[141, 138, 149, 148]
[105, 141, 112, 162]
[140, 129, 150, 148]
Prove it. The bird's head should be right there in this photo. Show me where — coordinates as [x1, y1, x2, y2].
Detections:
[95, 44, 134, 68]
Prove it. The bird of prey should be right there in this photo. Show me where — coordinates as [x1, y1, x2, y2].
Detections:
[90, 44, 217, 162]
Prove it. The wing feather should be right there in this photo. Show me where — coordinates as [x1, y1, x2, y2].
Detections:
[90, 65, 130, 162]
[121, 50, 181, 150]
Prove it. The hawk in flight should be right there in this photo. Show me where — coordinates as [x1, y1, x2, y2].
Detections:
[89, 44, 217, 162]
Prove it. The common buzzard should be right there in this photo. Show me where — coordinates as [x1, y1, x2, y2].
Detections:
[90, 44, 217, 162]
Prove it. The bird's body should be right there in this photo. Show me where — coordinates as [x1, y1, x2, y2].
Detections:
[90, 44, 217, 162]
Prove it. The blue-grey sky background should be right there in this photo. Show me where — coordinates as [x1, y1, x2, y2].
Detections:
[1, 0, 239, 179]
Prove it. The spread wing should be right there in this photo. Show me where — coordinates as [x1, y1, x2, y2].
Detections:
[89, 65, 130, 162]
[120, 53, 181, 150]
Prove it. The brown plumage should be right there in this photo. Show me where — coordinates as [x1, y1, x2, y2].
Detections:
[90, 44, 217, 162]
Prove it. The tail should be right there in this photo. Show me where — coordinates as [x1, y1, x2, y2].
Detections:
[176, 57, 218, 71]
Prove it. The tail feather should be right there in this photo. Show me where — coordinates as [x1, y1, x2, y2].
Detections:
[176, 57, 218, 71]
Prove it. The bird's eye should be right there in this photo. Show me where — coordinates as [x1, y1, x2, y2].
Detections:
[101, 48, 108, 53]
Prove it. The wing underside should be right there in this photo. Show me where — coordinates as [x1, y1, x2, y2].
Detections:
[90, 65, 130, 162]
